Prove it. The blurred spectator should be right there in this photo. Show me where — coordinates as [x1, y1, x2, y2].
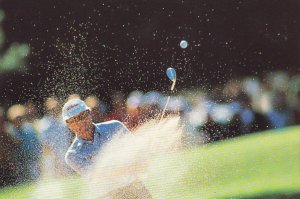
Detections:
[104, 91, 127, 122]
[223, 79, 242, 99]
[168, 96, 200, 147]
[24, 101, 40, 132]
[165, 96, 186, 115]
[67, 93, 81, 101]
[201, 115, 224, 143]
[292, 90, 300, 124]
[6, 104, 41, 183]
[125, 91, 143, 130]
[24, 101, 39, 123]
[234, 92, 271, 134]
[201, 102, 243, 142]
[139, 91, 162, 121]
[268, 71, 289, 92]
[233, 92, 254, 134]
[39, 97, 73, 177]
[242, 77, 260, 98]
[84, 95, 104, 123]
[250, 111, 271, 132]
[0, 107, 18, 186]
[267, 91, 291, 129]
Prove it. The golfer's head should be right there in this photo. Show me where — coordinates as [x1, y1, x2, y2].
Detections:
[62, 99, 92, 134]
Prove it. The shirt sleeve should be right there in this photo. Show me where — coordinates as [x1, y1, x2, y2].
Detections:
[65, 149, 94, 175]
[113, 120, 131, 135]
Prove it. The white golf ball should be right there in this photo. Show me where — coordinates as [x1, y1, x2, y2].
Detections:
[180, 40, 188, 49]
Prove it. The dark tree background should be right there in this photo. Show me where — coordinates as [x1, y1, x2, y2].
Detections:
[0, 0, 299, 105]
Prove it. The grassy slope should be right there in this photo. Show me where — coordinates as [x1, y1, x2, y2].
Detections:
[145, 126, 300, 199]
[0, 177, 84, 198]
[0, 126, 299, 198]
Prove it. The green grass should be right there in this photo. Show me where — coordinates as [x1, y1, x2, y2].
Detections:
[0, 177, 84, 198]
[145, 126, 300, 198]
[1, 126, 299, 198]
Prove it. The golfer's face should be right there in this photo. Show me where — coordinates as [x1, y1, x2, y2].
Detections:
[66, 111, 92, 134]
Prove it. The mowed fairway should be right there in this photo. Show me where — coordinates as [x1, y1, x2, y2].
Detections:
[145, 126, 300, 198]
[0, 126, 299, 198]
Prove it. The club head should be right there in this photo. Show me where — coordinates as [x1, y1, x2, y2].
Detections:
[166, 67, 176, 81]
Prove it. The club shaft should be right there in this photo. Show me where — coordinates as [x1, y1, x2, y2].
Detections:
[160, 96, 171, 121]
[170, 80, 176, 91]
[160, 80, 176, 121]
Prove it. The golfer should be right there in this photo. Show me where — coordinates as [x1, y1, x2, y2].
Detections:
[62, 98, 130, 175]
[62, 98, 152, 198]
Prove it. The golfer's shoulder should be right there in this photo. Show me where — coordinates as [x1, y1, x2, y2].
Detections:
[65, 138, 80, 163]
[95, 120, 129, 133]
[65, 137, 80, 155]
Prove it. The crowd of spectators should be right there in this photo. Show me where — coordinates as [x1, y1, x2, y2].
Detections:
[0, 71, 299, 187]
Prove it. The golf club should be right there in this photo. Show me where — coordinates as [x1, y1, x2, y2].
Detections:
[160, 67, 177, 121]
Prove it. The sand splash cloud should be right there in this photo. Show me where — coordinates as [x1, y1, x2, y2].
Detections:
[86, 116, 184, 198]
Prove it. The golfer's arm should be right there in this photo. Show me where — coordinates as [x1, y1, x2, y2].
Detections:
[65, 151, 93, 175]
[115, 120, 131, 134]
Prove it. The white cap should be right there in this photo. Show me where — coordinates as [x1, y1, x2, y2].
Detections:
[62, 99, 90, 121]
